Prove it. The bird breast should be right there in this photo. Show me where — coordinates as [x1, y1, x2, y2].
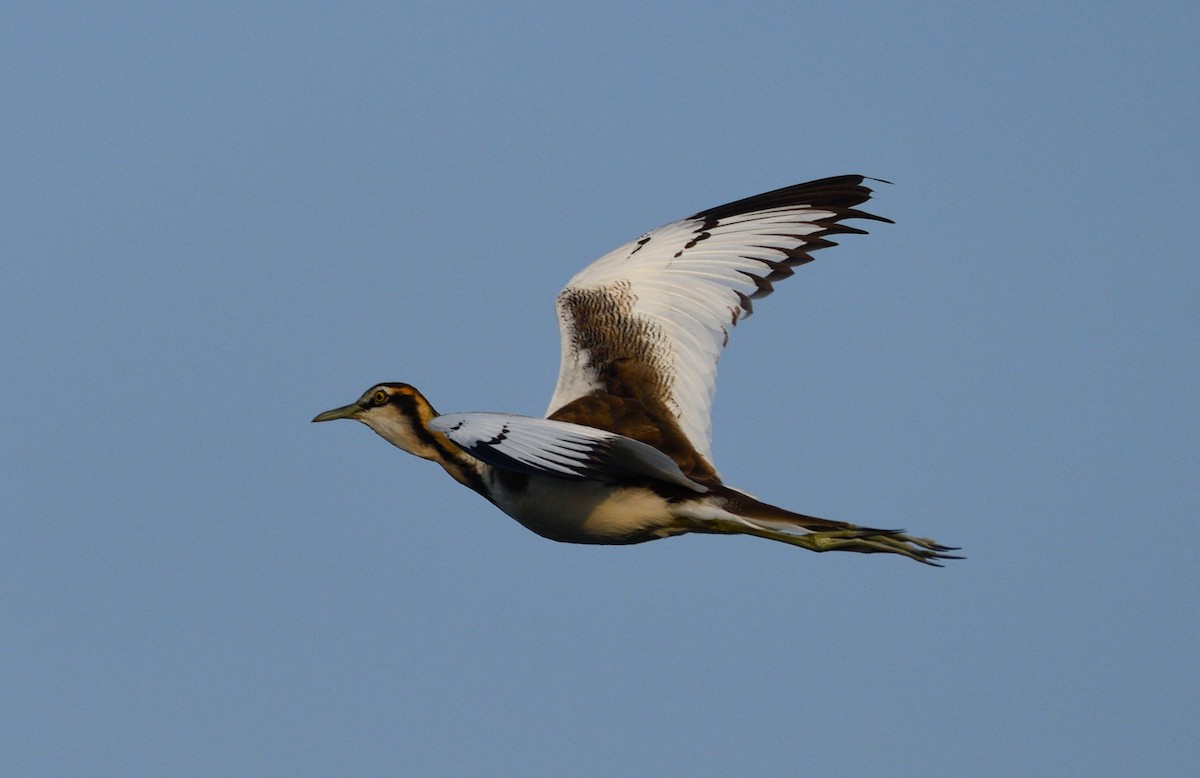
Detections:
[487, 472, 676, 545]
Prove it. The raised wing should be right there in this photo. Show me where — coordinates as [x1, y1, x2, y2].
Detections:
[545, 174, 890, 471]
[430, 412, 708, 492]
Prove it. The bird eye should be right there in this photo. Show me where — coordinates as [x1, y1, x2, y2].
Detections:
[372, 390, 388, 405]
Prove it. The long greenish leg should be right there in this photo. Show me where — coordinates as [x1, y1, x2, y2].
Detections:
[692, 518, 961, 566]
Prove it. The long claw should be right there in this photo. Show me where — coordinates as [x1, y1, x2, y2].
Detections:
[804, 528, 963, 565]
[690, 517, 961, 565]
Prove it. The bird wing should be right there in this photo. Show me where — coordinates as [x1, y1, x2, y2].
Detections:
[430, 412, 708, 492]
[545, 174, 890, 471]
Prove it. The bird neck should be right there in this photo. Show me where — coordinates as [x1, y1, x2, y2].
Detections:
[371, 389, 491, 497]
[428, 434, 490, 497]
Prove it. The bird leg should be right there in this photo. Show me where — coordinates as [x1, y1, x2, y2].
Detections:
[694, 518, 961, 566]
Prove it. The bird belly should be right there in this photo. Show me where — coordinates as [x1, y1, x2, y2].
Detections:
[488, 474, 677, 545]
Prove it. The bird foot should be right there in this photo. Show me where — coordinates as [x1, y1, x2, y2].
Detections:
[799, 528, 963, 566]
[697, 518, 962, 566]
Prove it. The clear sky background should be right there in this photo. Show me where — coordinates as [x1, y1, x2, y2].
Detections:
[4, 3, 1197, 775]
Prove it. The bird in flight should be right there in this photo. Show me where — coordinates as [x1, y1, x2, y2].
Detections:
[313, 175, 958, 565]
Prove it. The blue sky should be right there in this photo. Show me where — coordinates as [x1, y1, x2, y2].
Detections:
[4, 3, 1197, 775]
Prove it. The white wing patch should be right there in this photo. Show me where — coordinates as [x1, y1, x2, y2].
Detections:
[545, 176, 889, 468]
[430, 412, 708, 493]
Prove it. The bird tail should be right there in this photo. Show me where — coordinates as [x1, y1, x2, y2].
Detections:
[692, 485, 961, 566]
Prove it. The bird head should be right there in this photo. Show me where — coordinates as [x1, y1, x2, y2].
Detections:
[312, 382, 444, 460]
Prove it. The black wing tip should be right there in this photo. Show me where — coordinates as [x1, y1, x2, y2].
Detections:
[689, 174, 892, 223]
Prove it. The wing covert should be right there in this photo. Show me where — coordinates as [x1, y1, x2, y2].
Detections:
[430, 412, 708, 492]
